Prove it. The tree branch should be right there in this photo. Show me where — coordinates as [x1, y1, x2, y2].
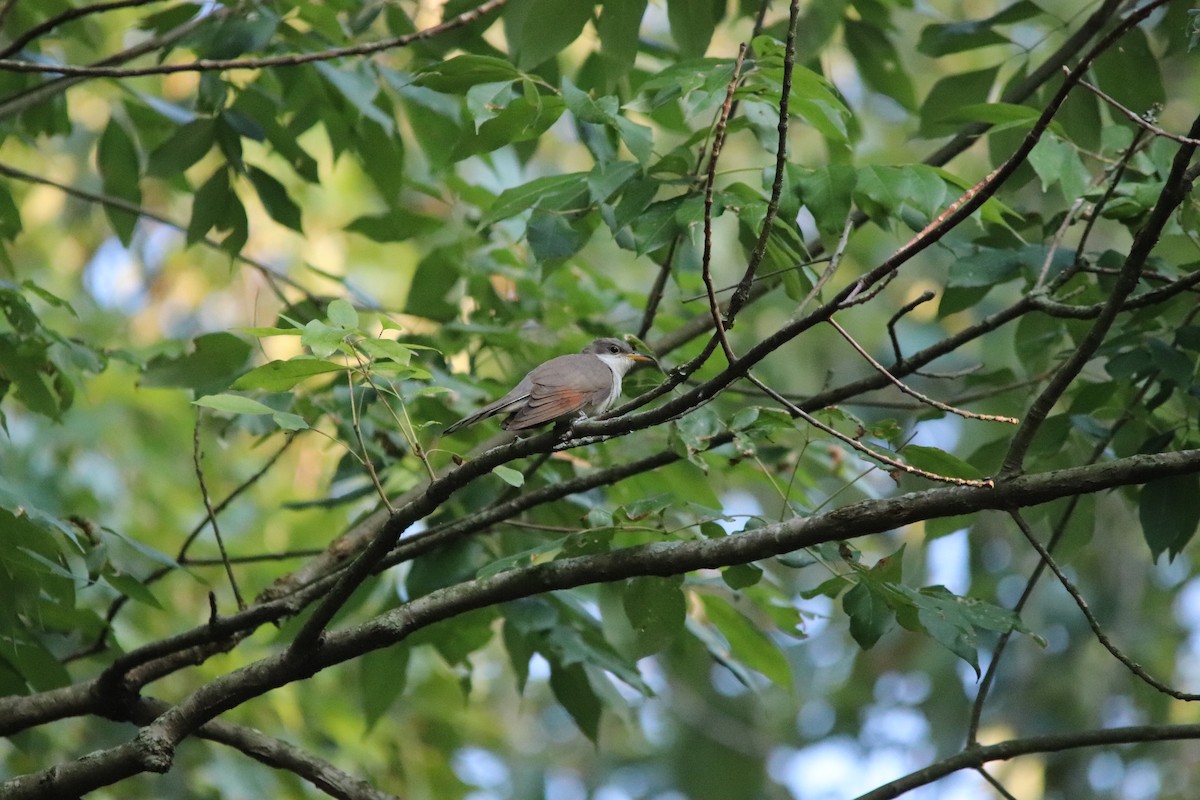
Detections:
[6, 448, 1200, 796]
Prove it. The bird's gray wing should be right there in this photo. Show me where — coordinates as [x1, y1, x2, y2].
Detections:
[443, 375, 533, 433]
[502, 354, 612, 430]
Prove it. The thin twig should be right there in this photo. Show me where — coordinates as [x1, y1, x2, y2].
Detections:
[182, 550, 325, 566]
[1001, 110, 1200, 477]
[1066, 127, 1151, 281]
[967, 376, 1154, 743]
[0, 161, 308, 306]
[1009, 509, 1200, 701]
[975, 767, 1021, 800]
[680, 258, 831, 303]
[347, 364, 395, 513]
[65, 435, 298, 662]
[828, 318, 1018, 424]
[1070, 68, 1200, 146]
[0, 6, 219, 120]
[725, 0, 800, 322]
[701, 43, 748, 363]
[747, 373, 994, 487]
[0, 0, 19, 28]
[637, 238, 679, 339]
[0, 0, 168, 60]
[193, 417, 245, 611]
[796, 215, 854, 317]
[0, 0, 509, 78]
[886, 292, 935, 364]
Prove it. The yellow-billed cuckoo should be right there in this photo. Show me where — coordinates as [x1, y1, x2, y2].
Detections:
[443, 338, 655, 434]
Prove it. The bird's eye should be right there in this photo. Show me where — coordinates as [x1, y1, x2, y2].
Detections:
[609, 345, 620, 353]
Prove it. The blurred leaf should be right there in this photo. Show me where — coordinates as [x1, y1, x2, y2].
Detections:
[103, 572, 162, 609]
[359, 644, 409, 732]
[141, 332, 252, 396]
[903, 445, 984, 480]
[918, 66, 999, 138]
[327, 298, 358, 329]
[247, 166, 303, 231]
[505, 0, 595, 70]
[667, 0, 722, 57]
[917, 1, 1040, 57]
[346, 207, 440, 242]
[147, 117, 215, 177]
[596, 0, 648, 85]
[97, 117, 142, 245]
[548, 659, 602, 741]
[492, 465, 525, 487]
[193, 393, 276, 415]
[844, 19, 915, 110]
[1140, 475, 1200, 560]
[622, 576, 685, 657]
[700, 593, 791, 688]
[232, 359, 345, 391]
[843, 579, 894, 649]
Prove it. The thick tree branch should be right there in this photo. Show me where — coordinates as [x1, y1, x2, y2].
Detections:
[854, 723, 1200, 800]
[6, 448, 1200, 797]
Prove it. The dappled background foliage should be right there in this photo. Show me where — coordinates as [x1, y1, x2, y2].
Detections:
[2, 1, 1200, 799]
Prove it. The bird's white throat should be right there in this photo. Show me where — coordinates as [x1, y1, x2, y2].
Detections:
[594, 353, 635, 412]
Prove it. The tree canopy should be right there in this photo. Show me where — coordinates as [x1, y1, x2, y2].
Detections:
[2, 1, 1200, 798]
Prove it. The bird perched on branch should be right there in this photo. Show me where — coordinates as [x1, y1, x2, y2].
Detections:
[443, 338, 655, 434]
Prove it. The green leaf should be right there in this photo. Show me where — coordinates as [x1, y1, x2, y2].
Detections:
[1027, 135, 1089, 202]
[505, 0, 594, 70]
[844, 19, 915, 110]
[902, 445, 984, 480]
[359, 644, 409, 732]
[618, 492, 673, 521]
[1091, 27, 1165, 115]
[0, 183, 21, 240]
[595, 0, 647, 85]
[667, 0, 722, 58]
[918, 66, 999, 138]
[483, 173, 589, 225]
[147, 117, 215, 177]
[947, 244, 1074, 290]
[301, 319, 347, 359]
[272, 411, 307, 431]
[327, 298, 358, 329]
[548, 659, 602, 742]
[622, 576, 685, 657]
[247, 166, 303, 231]
[141, 332, 252, 396]
[722, 563, 762, 590]
[492, 465, 525, 487]
[232, 359, 345, 391]
[103, 572, 163, 609]
[193, 393, 277, 415]
[315, 61, 393, 132]
[409, 608, 496, 666]
[414, 55, 523, 93]
[404, 249, 460, 323]
[791, 163, 857, 239]
[97, 117, 142, 245]
[938, 102, 1062, 136]
[186, 167, 248, 253]
[843, 579, 894, 649]
[700, 593, 791, 689]
[346, 207, 441, 242]
[357, 338, 415, 365]
[1140, 474, 1200, 560]
[917, 2, 1040, 57]
[894, 585, 1032, 675]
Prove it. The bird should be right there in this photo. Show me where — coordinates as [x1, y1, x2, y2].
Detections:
[443, 338, 655, 434]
